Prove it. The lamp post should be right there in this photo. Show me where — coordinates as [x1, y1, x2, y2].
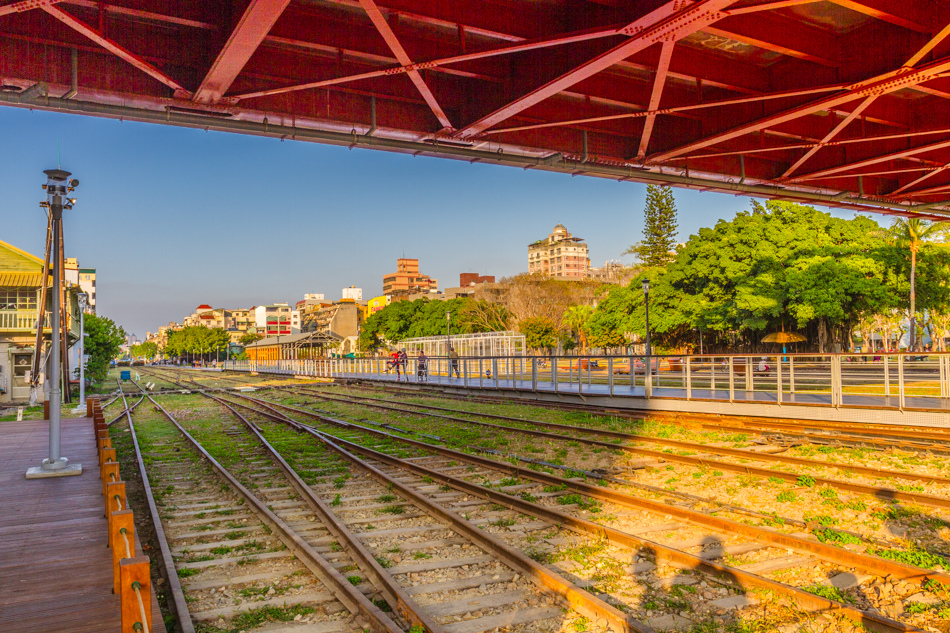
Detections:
[28, 169, 81, 478]
[78, 293, 87, 406]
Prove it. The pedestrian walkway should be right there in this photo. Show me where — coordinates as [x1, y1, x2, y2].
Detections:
[0, 415, 165, 633]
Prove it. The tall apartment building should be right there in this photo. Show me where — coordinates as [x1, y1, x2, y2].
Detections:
[382, 258, 438, 296]
[527, 224, 590, 278]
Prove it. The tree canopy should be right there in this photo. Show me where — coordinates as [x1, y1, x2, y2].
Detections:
[359, 298, 479, 350]
[163, 326, 231, 359]
[130, 341, 158, 359]
[84, 314, 125, 383]
[587, 201, 950, 352]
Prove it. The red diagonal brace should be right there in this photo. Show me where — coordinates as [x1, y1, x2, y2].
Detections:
[358, 0, 452, 130]
[43, 5, 189, 96]
[638, 39, 675, 160]
[456, 0, 732, 138]
[193, 0, 291, 104]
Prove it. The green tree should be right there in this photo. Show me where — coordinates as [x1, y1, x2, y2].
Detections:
[889, 218, 947, 350]
[625, 185, 678, 267]
[130, 341, 157, 359]
[562, 304, 593, 352]
[164, 326, 231, 360]
[519, 317, 558, 352]
[239, 332, 263, 345]
[84, 313, 125, 384]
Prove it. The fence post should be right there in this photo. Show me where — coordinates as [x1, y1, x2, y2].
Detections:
[532, 358, 538, 391]
[608, 357, 614, 396]
[644, 357, 652, 399]
[745, 357, 753, 393]
[552, 358, 558, 393]
[898, 354, 906, 410]
[710, 357, 715, 394]
[941, 355, 948, 399]
[884, 356, 890, 398]
[120, 556, 152, 633]
[776, 355, 783, 405]
[788, 357, 795, 394]
[685, 357, 691, 401]
[492, 358, 498, 388]
[111, 510, 135, 593]
[728, 357, 735, 403]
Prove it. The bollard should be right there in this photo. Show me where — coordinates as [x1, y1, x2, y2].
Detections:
[119, 557, 152, 633]
[110, 510, 135, 593]
[98, 435, 112, 453]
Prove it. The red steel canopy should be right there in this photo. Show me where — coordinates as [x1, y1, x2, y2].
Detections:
[3, 0, 950, 218]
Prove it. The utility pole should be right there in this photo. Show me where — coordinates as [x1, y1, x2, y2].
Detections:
[28, 169, 81, 478]
[78, 293, 87, 406]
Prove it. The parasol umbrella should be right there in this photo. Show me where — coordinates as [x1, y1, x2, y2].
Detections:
[762, 331, 806, 357]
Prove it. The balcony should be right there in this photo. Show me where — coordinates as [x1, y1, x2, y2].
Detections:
[0, 309, 50, 332]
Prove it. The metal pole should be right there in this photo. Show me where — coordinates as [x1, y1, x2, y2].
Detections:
[30, 168, 80, 476]
[78, 295, 86, 405]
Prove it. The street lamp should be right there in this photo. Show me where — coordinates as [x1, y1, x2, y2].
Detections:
[77, 293, 87, 406]
[28, 168, 81, 478]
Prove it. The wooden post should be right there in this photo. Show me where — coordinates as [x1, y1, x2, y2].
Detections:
[101, 461, 120, 498]
[110, 510, 135, 593]
[100, 447, 117, 470]
[43, 400, 50, 420]
[119, 556, 152, 633]
[106, 481, 127, 526]
[98, 435, 112, 453]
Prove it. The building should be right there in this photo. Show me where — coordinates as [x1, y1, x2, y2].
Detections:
[446, 272, 496, 299]
[382, 258, 438, 296]
[295, 294, 325, 311]
[588, 261, 634, 285]
[253, 304, 296, 337]
[342, 286, 362, 301]
[0, 239, 83, 402]
[64, 258, 96, 314]
[528, 224, 590, 278]
[368, 295, 390, 314]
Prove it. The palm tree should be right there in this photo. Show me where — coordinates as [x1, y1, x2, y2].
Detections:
[890, 218, 946, 351]
[563, 305, 593, 353]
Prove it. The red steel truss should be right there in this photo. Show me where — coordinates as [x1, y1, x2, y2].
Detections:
[3, 0, 950, 217]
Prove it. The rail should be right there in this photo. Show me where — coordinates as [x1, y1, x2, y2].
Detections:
[223, 352, 950, 411]
[90, 397, 153, 633]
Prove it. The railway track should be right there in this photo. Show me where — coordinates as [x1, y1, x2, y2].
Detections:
[127, 375, 632, 633]
[264, 384, 950, 516]
[343, 380, 950, 452]
[143, 369, 949, 632]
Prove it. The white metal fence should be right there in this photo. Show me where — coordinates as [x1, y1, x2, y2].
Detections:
[224, 352, 950, 411]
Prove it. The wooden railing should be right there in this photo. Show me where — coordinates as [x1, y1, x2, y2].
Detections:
[0, 309, 50, 331]
[91, 398, 153, 633]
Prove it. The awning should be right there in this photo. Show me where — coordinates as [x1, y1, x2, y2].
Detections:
[0, 272, 43, 287]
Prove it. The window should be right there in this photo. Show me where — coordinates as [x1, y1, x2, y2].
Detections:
[0, 288, 37, 311]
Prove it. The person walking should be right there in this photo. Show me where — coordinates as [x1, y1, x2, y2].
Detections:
[398, 348, 408, 381]
[389, 349, 402, 381]
[449, 346, 460, 379]
[417, 350, 428, 382]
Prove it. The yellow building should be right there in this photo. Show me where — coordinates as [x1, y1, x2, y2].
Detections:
[0, 239, 81, 403]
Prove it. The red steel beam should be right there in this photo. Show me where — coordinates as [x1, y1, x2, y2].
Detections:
[234, 23, 627, 101]
[702, 25, 835, 67]
[637, 40, 674, 159]
[827, 0, 931, 33]
[42, 4, 189, 95]
[781, 96, 877, 177]
[889, 165, 950, 196]
[457, 0, 733, 138]
[357, 0, 451, 129]
[649, 54, 950, 163]
[483, 84, 847, 135]
[194, 0, 291, 103]
[725, 0, 824, 16]
[794, 136, 950, 182]
[0, 0, 64, 18]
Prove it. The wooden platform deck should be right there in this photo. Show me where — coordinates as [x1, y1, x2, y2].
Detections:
[0, 416, 166, 633]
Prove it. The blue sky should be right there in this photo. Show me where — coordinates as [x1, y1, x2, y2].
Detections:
[1, 107, 858, 338]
